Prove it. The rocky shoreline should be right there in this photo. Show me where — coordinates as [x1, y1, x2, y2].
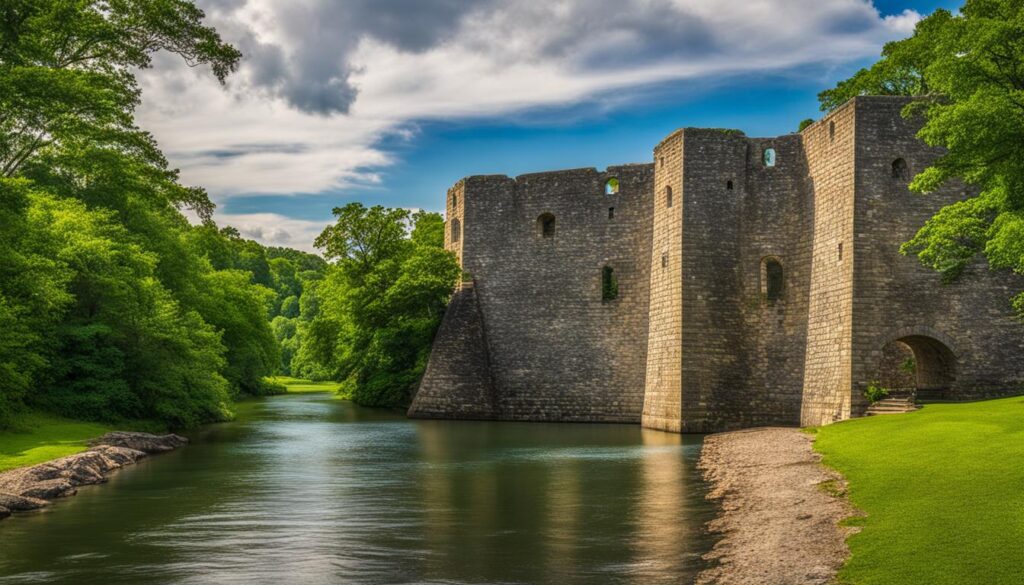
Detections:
[0, 431, 187, 520]
[695, 427, 859, 585]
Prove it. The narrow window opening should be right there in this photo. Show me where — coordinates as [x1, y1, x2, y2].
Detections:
[892, 158, 909, 180]
[661, 254, 668, 268]
[665, 185, 673, 208]
[763, 148, 777, 168]
[829, 121, 836, 142]
[608, 207, 615, 220]
[764, 259, 784, 301]
[605, 178, 619, 195]
[537, 213, 555, 238]
[838, 242, 843, 261]
[602, 266, 619, 301]
[452, 193, 458, 208]
[659, 157, 665, 168]
[451, 218, 461, 243]
[726, 180, 734, 191]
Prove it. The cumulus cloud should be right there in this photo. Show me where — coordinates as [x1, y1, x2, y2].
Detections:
[212, 212, 332, 253]
[135, 0, 922, 246]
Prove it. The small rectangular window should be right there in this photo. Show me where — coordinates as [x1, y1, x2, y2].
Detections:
[608, 207, 614, 219]
[661, 254, 668, 268]
[602, 266, 618, 301]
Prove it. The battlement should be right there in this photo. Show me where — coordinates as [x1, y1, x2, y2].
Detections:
[412, 97, 1024, 432]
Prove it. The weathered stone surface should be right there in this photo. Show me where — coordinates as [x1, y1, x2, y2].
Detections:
[89, 431, 188, 453]
[0, 431, 183, 521]
[411, 96, 1024, 432]
[0, 492, 49, 511]
[20, 478, 77, 500]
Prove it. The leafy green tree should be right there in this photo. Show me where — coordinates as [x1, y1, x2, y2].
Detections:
[0, 0, 240, 218]
[820, 0, 1024, 314]
[0, 179, 72, 424]
[0, 0, 286, 427]
[189, 269, 279, 396]
[1, 182, 232, 427]
[305, 204, 460, 406]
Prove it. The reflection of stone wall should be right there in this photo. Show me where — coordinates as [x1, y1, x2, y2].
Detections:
[412, 96, 1024, 431]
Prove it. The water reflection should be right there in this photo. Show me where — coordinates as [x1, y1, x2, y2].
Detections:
[0, 394, 713, 584]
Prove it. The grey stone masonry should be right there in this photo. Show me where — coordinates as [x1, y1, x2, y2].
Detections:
[408, 96, 1024, 432]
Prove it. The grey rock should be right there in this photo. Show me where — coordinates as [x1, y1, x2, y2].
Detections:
[0, 492, 49, 511]
[89, 431, 188, 453]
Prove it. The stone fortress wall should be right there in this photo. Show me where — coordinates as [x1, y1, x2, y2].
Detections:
[409, 96, 1024, 432]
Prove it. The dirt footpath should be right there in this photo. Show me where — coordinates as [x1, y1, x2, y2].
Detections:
[695, 428, 859, 585]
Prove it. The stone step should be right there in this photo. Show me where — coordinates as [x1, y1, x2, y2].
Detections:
[866, 401, 920, 415]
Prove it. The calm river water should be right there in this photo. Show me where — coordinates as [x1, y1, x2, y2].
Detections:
[0, 393, 714, 584]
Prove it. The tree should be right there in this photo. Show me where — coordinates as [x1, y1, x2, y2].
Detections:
[0, 0, 286, 428]
[0, 0, 240, 220]
[306, 204, 460, 406]
[820, 0, 1024, 315]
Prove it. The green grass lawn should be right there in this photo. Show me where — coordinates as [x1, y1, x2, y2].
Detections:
[0, 411, 113, 473]
[813, 396, 1024, 585]
[266, 376, 345, 395]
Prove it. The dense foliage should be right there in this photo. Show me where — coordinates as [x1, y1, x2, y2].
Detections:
[294, 204, 460, 407]
[0, 0, 289, 428]
[820, 0, 1024, 315]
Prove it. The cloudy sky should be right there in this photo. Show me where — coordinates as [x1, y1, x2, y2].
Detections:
[136, 0, 961, 252]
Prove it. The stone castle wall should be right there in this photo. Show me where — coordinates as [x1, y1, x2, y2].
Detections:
[849, 97, 1024, 405]
[410, 96, 1024, 431]
[418, 166, 655, 422]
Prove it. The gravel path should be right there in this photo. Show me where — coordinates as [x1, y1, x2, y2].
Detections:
[695, 427, 859, 585]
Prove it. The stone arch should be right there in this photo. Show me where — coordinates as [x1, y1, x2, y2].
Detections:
[450, 218, 461, 243]
[536, 213, 555, 238]
[874, 327, 958, 395]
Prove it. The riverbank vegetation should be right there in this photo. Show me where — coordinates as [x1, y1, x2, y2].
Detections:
[812, 396, 1024, 584]
[269, 377, 345, 395]
[820, 0, 1024, 316]
[0, 412, 112, 472]
[0, 1, 458, 434]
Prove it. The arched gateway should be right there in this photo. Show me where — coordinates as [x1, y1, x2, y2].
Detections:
[876, 328, 958, 401]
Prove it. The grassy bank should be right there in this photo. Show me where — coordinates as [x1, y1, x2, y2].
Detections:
[267, 376, 346, 395]
[812, 396, 1024, 585]
[0, 412, 114, 472]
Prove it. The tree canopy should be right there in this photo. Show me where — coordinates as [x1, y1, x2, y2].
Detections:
[0, 0, 285, 429]
[298, 204, 460, 407]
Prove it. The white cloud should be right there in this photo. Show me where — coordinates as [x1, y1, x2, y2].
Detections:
[212, 212, 331, 253]
[135, 0, 922, 247]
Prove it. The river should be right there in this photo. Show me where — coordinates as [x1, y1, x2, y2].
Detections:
[0, 392, 714, 584]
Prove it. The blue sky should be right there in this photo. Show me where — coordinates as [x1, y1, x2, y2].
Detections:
[136, 0, 962, 250]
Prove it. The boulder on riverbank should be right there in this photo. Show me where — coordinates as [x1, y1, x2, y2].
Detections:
[0, 432, 187, 522]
